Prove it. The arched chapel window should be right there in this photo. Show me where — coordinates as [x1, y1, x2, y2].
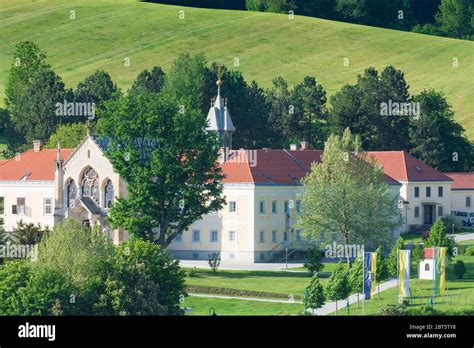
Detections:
[104, 180, 114, 208]
[81, 167, 100, 203]
[425, 263, 430, 271]
[67, 180, 77, 208]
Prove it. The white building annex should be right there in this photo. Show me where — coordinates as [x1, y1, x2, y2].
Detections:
[0, 84, 473, 263]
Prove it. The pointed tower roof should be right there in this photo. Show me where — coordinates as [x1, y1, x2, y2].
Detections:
[206, 78, 236, 133]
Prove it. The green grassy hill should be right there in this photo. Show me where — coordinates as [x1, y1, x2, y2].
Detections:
[0, 0, 473, 139]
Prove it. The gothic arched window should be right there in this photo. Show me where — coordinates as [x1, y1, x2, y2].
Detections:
[104, 180, 114, 208]
[67, 180, 77, 208]
[81, 167, 99, 203]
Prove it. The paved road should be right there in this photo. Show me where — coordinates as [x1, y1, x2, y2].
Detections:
[454, 232, 474, 242]
[188, 293, 303, 304]
[180, 260, 304, 271]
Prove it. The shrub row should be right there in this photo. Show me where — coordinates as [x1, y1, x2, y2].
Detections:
[187, 285, 302, 300]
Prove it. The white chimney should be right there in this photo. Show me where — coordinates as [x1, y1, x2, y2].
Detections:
[33, 140, 43, 152]
[300, 141, 309, 150]
[290, 144, 298, 151]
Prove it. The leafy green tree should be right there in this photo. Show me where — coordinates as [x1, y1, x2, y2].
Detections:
[412, 243, 425, 277]
[290, 76, 327, 148]
[5, 41, 67, 155]
[453, 260, 467, 279]
[424, 218, 456, 259]
[409, 90, 472, 172]
[266, 76, 293, 147]
[45, 123, 87, 149]
[75, 70, 118, 107]
[375, 246, 389, 297]
[16, 268, 77, 316]
[129, 66, 166, 96]
[436, 0, 473, 38]
[303, 245, 325, 274]
[97, 238, 186, 315]
[208, 252, 221, 273]
[164, 53, 210, 116]
[0, 261, 31, 315]
[9, 220, 50, 245]
[387, 237, 405, 277]
[329, 66, 411, 151]
[97, 89, 225, 247]
[299, 128, 400, 266]
[306, 274, 326, 311]
[348, 254, 363, 307]
[326, 262, 351, 315]
[335, 0, 368, 22]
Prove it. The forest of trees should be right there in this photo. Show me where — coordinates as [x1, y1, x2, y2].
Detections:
[146, 0, 474, 40]
[1, 41, 473, 172]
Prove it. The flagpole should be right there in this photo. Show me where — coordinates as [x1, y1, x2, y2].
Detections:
[397, 248, 399, 304]
[362, 246, 365, 316]
[431, 246, 435, 309]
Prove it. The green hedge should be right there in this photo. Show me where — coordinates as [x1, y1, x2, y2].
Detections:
[187, 285, 302, 300]
[143, 0, 246, 10]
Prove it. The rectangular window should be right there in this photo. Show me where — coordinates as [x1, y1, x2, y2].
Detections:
[210, 230, 218, 243]
[259, 253, 265, 261]
[438, 206, 443, 217]
[175, 233, 182, 242]
[438, 187, 443, 197]
[296, 200, 301, 213]
[192, 230, 200, 242]
[229, 230, 236, 242]
[284, 200, 289, 213]
[467, 196, 471, 208]
[283, 231, 288, 242]
[272, 200, 277, 214]
[259, 200, 265, 214]
[414, 206, 420, 218]
[44, 198, 52, 215]
[259, 230, 265, 243]
[0, 197, 4, 215]
[17, 197, 25, 215]
[229, 201, 236, 213]
[414, 187, 419, 198]
[426, 187, 431, 198]
[272, 230, 277, 243]
[296, 229, 302, 241]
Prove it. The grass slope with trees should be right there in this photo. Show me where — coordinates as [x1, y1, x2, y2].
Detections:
[0, 0, 472, 140]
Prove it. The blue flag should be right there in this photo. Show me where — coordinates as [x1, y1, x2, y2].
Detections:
[364, 252, 377, 300]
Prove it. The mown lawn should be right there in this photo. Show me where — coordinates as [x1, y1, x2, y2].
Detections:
[343, 252, 474, 316]
[185, 269, 318, 298]
[182, 295, 303, 316]
[1, 0, 472, 139]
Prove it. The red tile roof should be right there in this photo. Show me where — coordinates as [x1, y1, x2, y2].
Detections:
[444, 172, 474, 189]
[221, 150, 451, 185]
[0, 149, 74, 181]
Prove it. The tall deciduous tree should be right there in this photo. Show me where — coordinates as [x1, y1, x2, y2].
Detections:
[409, 89, 471, 172]
[387, 236, 405, 277]
[45, 123, 87, 149]
[96, 89, 225, 247]
[326, 262, 351, 315]
[129, 66, 166, 96]
[5, 42, 67, 155]
[329, 66, 411, 151]
[290, 76, 327, 148]
[299, 128, 400, 266]
[436, 0, 473, 38]
[75, 70, 117, 107]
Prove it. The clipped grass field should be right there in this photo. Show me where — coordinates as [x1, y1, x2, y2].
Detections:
[185, 269, 319, 297]
[0, 0, 472, 139]
[182, 296, 303, 316]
